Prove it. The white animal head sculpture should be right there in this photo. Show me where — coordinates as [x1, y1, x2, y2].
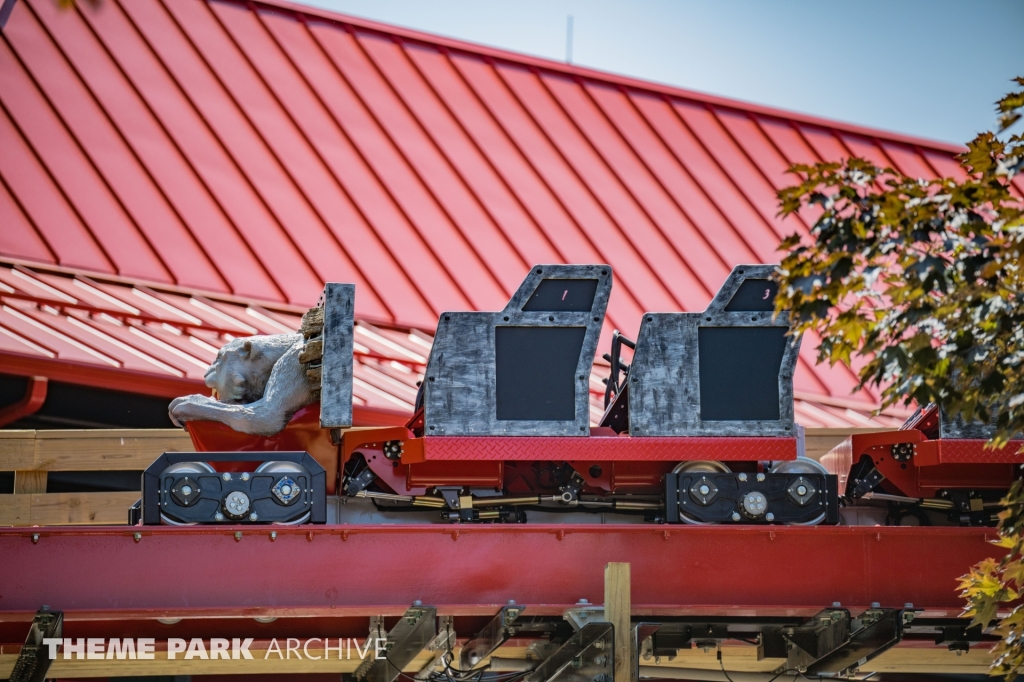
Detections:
[170, 332, 312, 436]
[204, 337, 282, 404]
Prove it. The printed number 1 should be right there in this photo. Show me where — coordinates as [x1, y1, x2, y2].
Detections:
[562, 290, 568, 301]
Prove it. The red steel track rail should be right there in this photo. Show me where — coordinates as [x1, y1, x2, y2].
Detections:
[0, 524, 995, 621]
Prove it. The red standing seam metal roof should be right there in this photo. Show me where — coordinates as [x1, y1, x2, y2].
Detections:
[0, 0, 951, 426]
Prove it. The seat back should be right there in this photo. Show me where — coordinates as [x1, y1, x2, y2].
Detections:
[424, 265, 612, 436]
[628, 265, 800, 437]
[315, 283, 355, 429]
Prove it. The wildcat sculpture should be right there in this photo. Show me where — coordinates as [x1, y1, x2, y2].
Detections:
[168, 332, 314, 436]
[169, 284, 353, 436]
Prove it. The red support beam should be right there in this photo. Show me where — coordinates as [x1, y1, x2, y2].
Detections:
[0, 525, 995, 616]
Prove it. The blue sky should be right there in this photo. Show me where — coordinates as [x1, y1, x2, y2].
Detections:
[299, 0, 1023, 145]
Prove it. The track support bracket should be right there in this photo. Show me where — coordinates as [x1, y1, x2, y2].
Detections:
[460, 604, 525, 669]
[354, 605, 436, 682]
[526, 622, 614, 682]
[9, 606, 63, 682]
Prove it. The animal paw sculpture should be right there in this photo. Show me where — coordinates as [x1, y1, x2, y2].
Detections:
[169, 284, 355, 436]
[168, 333, 313, 436]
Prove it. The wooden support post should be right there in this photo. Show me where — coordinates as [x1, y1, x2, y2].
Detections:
[604, 562, 631, 682]
[13, 470, 47, 494]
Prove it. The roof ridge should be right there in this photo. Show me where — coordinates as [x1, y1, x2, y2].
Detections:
[257, 0, 964, 154]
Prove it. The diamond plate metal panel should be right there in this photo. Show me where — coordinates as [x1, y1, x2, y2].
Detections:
[421, 435, 797, 461]
[936, 439, 1024, 464]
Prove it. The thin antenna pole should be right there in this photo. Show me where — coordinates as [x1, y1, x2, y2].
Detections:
[566, 15, 574, 64]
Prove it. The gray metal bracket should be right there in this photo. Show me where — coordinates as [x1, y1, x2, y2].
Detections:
[783, 606, 903, 675]
[631, 623, 661, 682]
[628, 264, 800, 437]
[354, 605, 437, 682]
[563, 605, 604, 631]
[783, 607, 850, 672]
[424, 264, 612, 436]
[460, 604, 525, 669]
[10, 606, 63, 682]
[436, 487, 462, 510]
[526, 622, 614, 682]
[805, 608, 903, 676]
[415, 615, 455, 680]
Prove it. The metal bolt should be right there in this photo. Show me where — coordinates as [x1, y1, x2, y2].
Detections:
[871, 602, 880, 609]
[766, 512, 775, 522]
[234, 532, 243, 542]
[241, 472, 250, 481]
[222, 473, 231, 481]
[742, 491, 768, 517]
[731, 512, 741, 521]
[578, 598, 589, 604]
[249, 513, 258, 521]
[134, 533, 142, 543]
[413, 600, 423, 606]
[797, 485, 807, 496]
[508, 599, 517, 605]
[31, 534, 39, 544]
[904, 602, 914, 609]
[215, 512, 224, 521]
[699, 484, 710, 495]
[832, 602, 841, 608]
[270, 531, 277, 541]
[738, 473, 747, 482]
[756, 473, 766, 482]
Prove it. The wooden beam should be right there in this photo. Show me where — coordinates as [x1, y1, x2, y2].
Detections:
[0, 645, 438, 678]
[649, 645, 784, 673]
[646, 643, 992, 675]
[803, 428, 890, 460]
[0, 496, 28, 528]
[0, 431, 34, 469]
[0, 429, 194, 472]
[0, 641, 989, 679]
[0, 492, 139, 526]
[12, 470, 46, 494]
[864, 646, 992, 673]
[604, 562, 631, 682]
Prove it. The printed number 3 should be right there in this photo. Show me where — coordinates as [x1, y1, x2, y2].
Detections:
[762, 288, 771, 300]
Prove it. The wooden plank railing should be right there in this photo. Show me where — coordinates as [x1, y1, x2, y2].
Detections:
[0, 429, 193, 526]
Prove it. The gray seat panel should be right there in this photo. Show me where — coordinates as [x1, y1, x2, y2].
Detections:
[424, 264, 612, 436]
